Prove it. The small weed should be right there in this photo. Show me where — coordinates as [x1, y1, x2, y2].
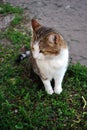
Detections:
[4, 28, 31, 48]
[0, 3, 23, 15]
[11, 14, 23, 26]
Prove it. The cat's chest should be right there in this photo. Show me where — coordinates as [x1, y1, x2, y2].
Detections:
[36, 59, 56, 79]
[34, 48, 68, 79]
[36, 57, 65, 79]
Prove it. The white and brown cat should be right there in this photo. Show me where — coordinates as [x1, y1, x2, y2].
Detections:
[17, 19, 69, 95]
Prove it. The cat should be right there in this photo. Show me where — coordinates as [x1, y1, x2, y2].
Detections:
[16, 19, 69, 95]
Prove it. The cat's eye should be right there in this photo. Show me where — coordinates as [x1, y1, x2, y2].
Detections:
[39, 50, 42, 53]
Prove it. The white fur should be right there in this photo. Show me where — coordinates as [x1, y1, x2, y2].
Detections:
[26, 51, 30, 56]
[32, 42, 45, 59]
[21, 54, 26, 59]
[32, 42, 69, 95]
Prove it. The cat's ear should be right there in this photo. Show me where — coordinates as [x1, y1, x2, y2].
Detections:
[49, 34, 59, 45]
[31, 19, 41, 31]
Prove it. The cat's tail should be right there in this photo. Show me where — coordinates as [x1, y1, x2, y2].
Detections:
[16, 51, 30, 63]
[15, 46, 30, 63]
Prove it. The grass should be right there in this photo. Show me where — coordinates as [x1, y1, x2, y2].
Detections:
[4, 28, 31, 47]
[0, 3, 87, 130]
[0, 3, 23, 15]
[11, 14, 23, 26]
[0, 3, 23, 27]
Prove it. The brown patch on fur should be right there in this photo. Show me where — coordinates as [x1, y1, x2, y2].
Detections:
[39, 33, 67, 55]
[31, 19, 41, 31]
[31, 19, 67, 55]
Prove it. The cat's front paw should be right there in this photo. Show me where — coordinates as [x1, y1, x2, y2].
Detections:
[46, 89, 54, 95]
[54, 87, 62, 94]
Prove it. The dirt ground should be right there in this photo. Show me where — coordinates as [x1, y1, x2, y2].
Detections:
[4, 0, 87, 66]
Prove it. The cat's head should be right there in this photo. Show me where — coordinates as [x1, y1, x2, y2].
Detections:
[31, 19, 66, 59]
